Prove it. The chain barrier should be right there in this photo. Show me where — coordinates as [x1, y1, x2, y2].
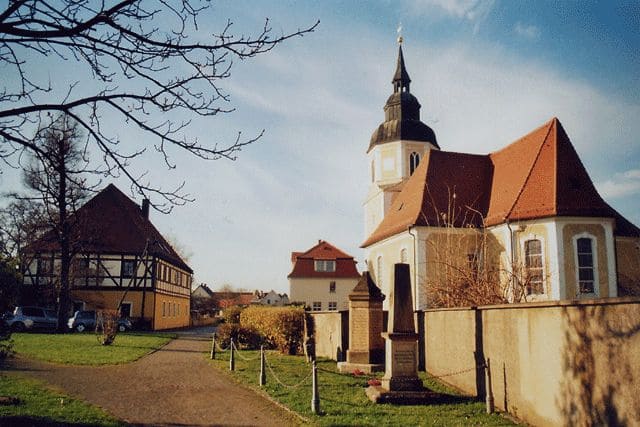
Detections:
[264, 354, 313, 389]
[230, 341, 261, 361]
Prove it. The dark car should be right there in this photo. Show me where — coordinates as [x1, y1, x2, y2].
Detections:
[67, 310, 132, 333]
[5, 306, 58, 332]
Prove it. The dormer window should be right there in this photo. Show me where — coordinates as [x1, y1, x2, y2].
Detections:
[410, 152, 420, 175]
[314, 260, 336, 272]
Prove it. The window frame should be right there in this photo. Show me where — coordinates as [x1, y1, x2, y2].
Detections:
[120, 302, 133, 318]
[314, 260, 336, 272]
[121, 259, 136, 278]
[523, 239, 544, 295]
[573, 233, 598, 297]
[312, 301, 322, 311]
[409, 151, 420, 175]
[329, 281, 336, 293]
[328, 301, 337, 311]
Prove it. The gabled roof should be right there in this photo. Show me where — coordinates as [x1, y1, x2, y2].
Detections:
[288, 240, 360, 279]
[27, 184, 193, 272]
[192, 284, 214, 297]
[363, 117, 640, 246]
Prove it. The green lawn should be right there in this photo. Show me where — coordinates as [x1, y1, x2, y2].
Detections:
[11, 332, 174, 365]
[210, 350, 516, 426]
[0, 374, 123, 426]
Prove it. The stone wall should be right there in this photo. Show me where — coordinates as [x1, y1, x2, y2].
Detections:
[424, 298, 640, 426]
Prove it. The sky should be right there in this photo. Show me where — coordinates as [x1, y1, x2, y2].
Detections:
[2, 0, 639, 294]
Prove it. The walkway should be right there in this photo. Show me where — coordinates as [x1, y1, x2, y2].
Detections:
[5, 327, 299, 426]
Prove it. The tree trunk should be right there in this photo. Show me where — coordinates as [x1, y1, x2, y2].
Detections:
[56, 137, 70, 333]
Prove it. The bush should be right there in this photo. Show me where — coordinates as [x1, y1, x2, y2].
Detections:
[215, 323, 263, 350]
[0, 319, 13, 361]
[221, 306, 243, 324]
[240, 305, 305, 355]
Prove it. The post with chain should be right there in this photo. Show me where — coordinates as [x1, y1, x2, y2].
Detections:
[229, 338, 235, 371]
[210, 332, 216, 360]
[311, 359, 320, 414]
[485, 358, 494, 414]
[259, 345, 266, 386]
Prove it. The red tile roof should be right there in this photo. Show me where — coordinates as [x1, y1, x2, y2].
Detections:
[363, 117, 640, 246]
[288, 240, 360, 279]
[26, 184, 193, 272]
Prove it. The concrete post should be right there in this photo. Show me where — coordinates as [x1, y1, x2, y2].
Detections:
[229, 338, 235, 371]
[259, 345, 266, 386]
[210, 332, 216, 360]
[311, 360, 320, 414]
[485, 358, 494, 414]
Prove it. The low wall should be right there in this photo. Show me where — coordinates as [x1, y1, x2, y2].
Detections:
[310, 311, 348, 360]
[425, 298, 640, 426]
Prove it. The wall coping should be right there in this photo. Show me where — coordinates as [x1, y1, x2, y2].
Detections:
[422, 296, 640, 313]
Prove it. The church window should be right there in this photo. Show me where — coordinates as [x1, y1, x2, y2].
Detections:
[377, 256, 383, 287]
[410, 152, 420, 175]
[524, 240, 543, 294]
[371, 160, 375, 182]
[400, 248, 408, 263]
[576, 237, 595, 294]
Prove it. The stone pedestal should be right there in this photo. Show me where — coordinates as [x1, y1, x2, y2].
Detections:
[338, 272, 385, 374]
[366, 263, 433, 404]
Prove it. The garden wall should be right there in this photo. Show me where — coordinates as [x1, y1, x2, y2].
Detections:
[424, 298, 640, 426]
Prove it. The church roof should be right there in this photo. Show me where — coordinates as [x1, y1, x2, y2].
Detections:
[362, 117, 640, 247]
[288, 240, 360, 279]
[26, 184, 193, 272]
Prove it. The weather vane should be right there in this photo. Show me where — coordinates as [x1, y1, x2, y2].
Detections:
[397, 23, 403, 45]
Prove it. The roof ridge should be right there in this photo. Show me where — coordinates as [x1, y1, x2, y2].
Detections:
[504, 119, 555, 220]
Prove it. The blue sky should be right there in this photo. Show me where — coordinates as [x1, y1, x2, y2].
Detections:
[2, 1, 639, 293]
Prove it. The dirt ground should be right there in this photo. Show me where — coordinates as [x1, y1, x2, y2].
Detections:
[4, 328, 302, 426]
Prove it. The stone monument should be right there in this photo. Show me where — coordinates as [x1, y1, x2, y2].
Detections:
[366, 263, 433, 404]
[337, 271, 385, 373]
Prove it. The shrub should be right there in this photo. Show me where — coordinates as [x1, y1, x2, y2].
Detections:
[0, 319, 13, 361]
[221, 306, 243, 324]
[240, 305, 305, 355]
[215, 323, 263, 350]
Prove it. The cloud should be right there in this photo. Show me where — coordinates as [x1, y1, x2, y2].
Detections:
[404, 0, 495, 32]
[514, 22, 541, 40]
[596, 170, 640, 199]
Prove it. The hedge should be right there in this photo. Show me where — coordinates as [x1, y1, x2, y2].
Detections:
[240, 305, 305, 354]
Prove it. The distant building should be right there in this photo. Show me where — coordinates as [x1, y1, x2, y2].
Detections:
[252, 290, 289, 306]
[23, 184, 193, 330]
[192, 283, 215, 299]
[288, 240, 360, 311]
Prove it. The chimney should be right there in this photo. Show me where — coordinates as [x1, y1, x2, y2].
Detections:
[141, 199, 150, 219]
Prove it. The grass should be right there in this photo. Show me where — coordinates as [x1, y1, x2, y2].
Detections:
[0, 374, 124, 426]
[210, 350, 516, 426]
[11, 332, 175, 365]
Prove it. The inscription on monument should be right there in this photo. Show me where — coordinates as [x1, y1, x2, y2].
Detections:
[394, 350, 415, 368]
[352, 310, 368, 349]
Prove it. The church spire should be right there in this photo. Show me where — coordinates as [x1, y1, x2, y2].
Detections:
[393, 44, 411, 93]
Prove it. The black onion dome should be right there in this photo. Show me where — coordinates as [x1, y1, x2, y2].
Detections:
[368, 45, 438, 152]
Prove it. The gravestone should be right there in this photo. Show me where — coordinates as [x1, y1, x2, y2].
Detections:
[366, 263, 433, 404]
[337, 271, 385, 373]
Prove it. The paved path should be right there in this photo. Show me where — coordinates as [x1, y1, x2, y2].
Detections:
[5, 327, 300, 426]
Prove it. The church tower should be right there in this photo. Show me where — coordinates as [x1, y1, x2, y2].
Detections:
[364, 40, 439, 238]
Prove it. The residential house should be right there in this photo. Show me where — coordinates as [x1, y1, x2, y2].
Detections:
[192, 283, 215, 299]
[362, 43, 640, 310]
[288, 240, 360, 311]
[22, 184, 193, 330]
[252, 290, 289, 306]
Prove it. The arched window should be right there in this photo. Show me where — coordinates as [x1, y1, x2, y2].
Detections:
[400, 248, 408, 263]
[377, 256, 383, 287]
[371, 160, 375, 182]
[524, 239, 543, 294]
[409, 152, 420, 175]
[576, 237, 595, 294]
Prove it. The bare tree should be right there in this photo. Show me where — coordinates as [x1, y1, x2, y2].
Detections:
[17, 114, 96, 331]
[0, 1, 318, 211]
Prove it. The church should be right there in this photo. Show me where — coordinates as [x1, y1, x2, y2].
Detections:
[362, 42, 640, 310]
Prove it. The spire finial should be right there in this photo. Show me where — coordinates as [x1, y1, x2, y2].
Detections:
[397, 23, 403, 45]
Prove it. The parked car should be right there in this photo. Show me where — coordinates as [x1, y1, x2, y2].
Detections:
[67, 310, 132, 333]
[5, 306, 58, 332]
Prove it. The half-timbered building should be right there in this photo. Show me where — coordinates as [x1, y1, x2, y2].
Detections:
[22, 184, 193, 330]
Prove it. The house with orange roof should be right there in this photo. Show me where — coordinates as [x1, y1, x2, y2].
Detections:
[363, 42, 640, 310]
[22, 184, 193, 330]
[288, 240, 361, 311]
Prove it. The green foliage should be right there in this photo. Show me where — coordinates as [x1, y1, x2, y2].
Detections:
[11, 332, 173, 365]
[0, 374, 123, 426]
[221, 305, 243, 324]
[240, 305, 305, 355]
[0, 257, 20, 313]
[215, 323, 263, 350]
[210, 353, 515, 426]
